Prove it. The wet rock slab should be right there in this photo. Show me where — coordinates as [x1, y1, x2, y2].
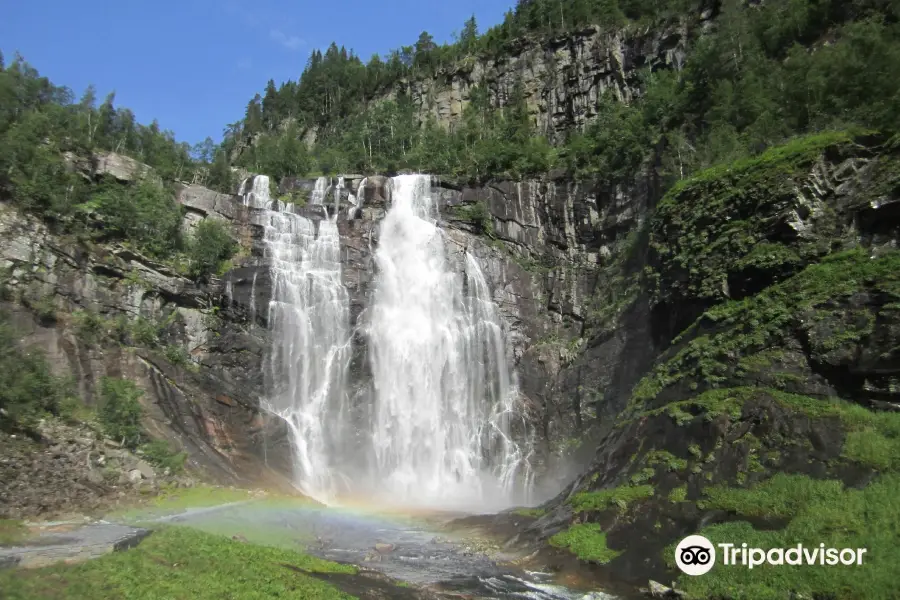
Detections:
[0, 523, 151, 569]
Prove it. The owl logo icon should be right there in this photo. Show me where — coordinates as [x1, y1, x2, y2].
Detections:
[675, 535, 716, 576]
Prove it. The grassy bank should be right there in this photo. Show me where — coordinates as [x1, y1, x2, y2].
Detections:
[0, 526, 356, 600]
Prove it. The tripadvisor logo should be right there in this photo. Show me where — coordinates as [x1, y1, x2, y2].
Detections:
[675, 535, 869, 576]
[675, 535, 716, 576]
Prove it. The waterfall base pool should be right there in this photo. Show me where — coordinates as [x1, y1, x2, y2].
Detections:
[134, 498, 618, 600]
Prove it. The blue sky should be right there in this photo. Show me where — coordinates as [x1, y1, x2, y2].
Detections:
[2, 0, 514, 146]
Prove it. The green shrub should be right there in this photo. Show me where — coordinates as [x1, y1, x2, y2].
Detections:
[130, 317, 159, 347]
[452, 202, 494, 237]
[164, 344, 191, 366]
[98, 377, 144, 449]
[72, 309, 105, 345]
[0, 314, 72, 429]
[188, 219, 237, 279]
[91, 181, 184, 259]
[57, 397, 94, 425]
[141, 440, 187, 474]
[570, 484, 654, 513]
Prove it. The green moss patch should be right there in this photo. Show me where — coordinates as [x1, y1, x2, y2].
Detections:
[632, 249, 900, 407]
[549, 523, 622, 564]
[512, 508, 547, 518]
[648, 132, 858, 309]
[0, 526, 355, 600]
[569, 484, 654, 513]
[646, 450, 688, 472]
[677, 474, 900, 600]
[668, 485, 687, 503]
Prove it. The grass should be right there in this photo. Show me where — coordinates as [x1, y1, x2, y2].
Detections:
[108, 485, 258, 521]
[569, 484, 654, 513]
[0, 526, 356, 600]
[549, 523, 622, 564]
[646, 450, 689, 472]
[0, 519, 28, 546]
[673, 473, 900, 599]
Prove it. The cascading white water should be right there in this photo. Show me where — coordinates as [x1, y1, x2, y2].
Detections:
[334, 176, 345, 216]
[366, 174, 533, 510]
[246, 172, 532, 509]
[310, 176, 328, 205]
[242, 175, 352, 503]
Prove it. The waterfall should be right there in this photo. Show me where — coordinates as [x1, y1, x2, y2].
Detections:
[334, 176, 345, 216]
[310, 176, 328, 205]
[242, 175, 352, 503]
[366, 174, 533, 510]
[244, 172, 532, 510]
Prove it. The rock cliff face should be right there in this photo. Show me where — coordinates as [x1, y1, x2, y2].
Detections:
[497, 133, 900, 593]
[0, 180, 294, 492]
[381, 10, 713, 142]
[4, 160, 645, 497]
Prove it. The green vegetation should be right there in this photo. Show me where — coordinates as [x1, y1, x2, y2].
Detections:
[630, 384, 900, 472]
[96, 376, 187, 470]
[569, 484, 654, 513]
[0, 519, 28, 546]
[549, 523, 622, 563]
[110, 486, 258, 521]
[451, 201, 495, 236]
[675, 474, 900, 599]
[646, 450, 688, 472]
[0, 526, 355, 600]
[87, 180, 185, 259]
[140, 440, 188, 474]
[632, 249, 900, 406]
[223, 0, 900, 191]
[0, 55, 238, 275]
[668, 485, 687, 503]
[164, 344, 192, 366]
[647, 131, 856, 309]
[0, 312, 76, 431]
[187, 219, 237, 279]
[97, 376, 144, 449]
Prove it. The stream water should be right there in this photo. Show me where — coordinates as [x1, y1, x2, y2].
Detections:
[159, 501, 615, 600]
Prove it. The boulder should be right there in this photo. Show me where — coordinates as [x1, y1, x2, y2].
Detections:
[93, 151, 148, 182]
[133, 460, 156, 480]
